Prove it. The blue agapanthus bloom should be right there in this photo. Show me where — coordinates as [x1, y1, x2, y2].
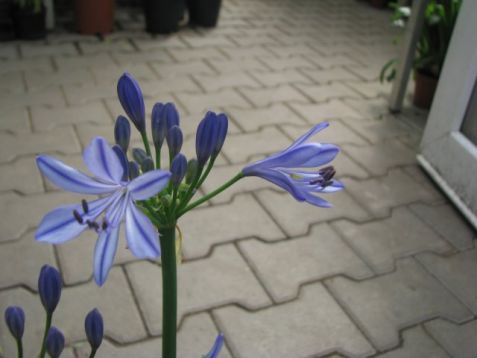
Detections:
[35, 137, 171, 285]
[242, 122, 343, 207]
[204, 333, 224, 358]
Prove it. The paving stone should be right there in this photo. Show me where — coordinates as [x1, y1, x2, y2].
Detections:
[24, 68, 95, 91]
[376, 326, 449, 358]
[220, 45, 273, 60]
[401, 165, 444, 201]
[256, 189, 370, 237]
[240, 84, 309, 107]
[31, 102, 112, 131]
[127, 244, 272, 335]
[0, 88, 65, 111]
[20, 42, 77, 57]
[250, 69, 313, 86]
[181, 34, 235, 48]
[75, 313, 232, 358]
[306, 54, 362, 69]
[179, 194, 284, 258]
[333, 207, 452, 274]
[239, 223, 372, 302]
[296, 82, 361, 102]
[418, 249, 477, 315]
[258, 55, 316, 71]
[343, 169, 440, 217]
[90, 63, 157, 84]
[0, 126, 80, 163]
[425, 319, 477, 358]
[78, 39, 135, 54]
[344, 140, 416, 176]
[327, 257, 473, 351]
[301, 67, 361, 84]
[177, 88, 250, 114]
[266, 44, 319, 58]
[0, 44, 17, 60]
[214, 283, 374, 358]
[230, 34, 281, 47]
[344, 97, 390, 119]
[345, 80, 391, 99]
[0, 107, 30, 134]
[0, 57, 53, 74]
[288, 100, 363, 123]
[0, 71, 24, 94]
[0, 157, 44, 194]
[208, 58, 269, 73]
[133, 36, 189, 51]
[168, 47, 227, 62]
[113, 49, 174, 65]
[409, 203, 475, 250]
[54, 53, 116, 71]
[193, 71, 262, 92]
[63, 83, 116, 105]
[345, 116, 413, 144]
[151, 60, 215, 78]
[0, 232, 56, 290]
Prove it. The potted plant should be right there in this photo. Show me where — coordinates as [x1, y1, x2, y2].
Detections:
[74, 0, 114, 35]
[143, 0, 185, 34]
[10, 0, 46, 40]
[380, 0, 462, 109]
[369, 0, 389, 9]
[187, 0, 222, 27]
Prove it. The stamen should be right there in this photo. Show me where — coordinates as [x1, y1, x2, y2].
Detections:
[101, 220, 108, 231]
[73, 210, 83, 224]
[86, 220, 100, 231]
[81, 199, 89, 214]
[310, 166, 336, 186]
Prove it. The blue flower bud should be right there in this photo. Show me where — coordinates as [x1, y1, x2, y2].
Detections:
[166, 125, 183, 159]
[141, 157, 154, 172]
[132, 148, 148, 165]
[84, 308, 104, 351]
[171, 154, 187, 187]
[4, 306, 25, 340]
[163, 102, 180, 129]
[185, 158, 199, 184]
[112, 145, 129, 181]
[151, 103, 167, 149]
[117, 73, 145, 133]
[213, 113, 228, 156]
[114, 115, 131, 153]
[196, 111, 219, 167]
[45, 327, 65, 358]
[204, 333, 224, 358]
[128, 161, 140, 180]
[38, 265, 62, 314]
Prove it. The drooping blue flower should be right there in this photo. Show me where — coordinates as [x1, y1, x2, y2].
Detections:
[170, 153, 187, 187]
[4, 306, 25, 340]
[45, 327, 64, 358]
[242, 122, 344, 207]
[114, 115, 131, 153]
[36, 136, 171, 285]
[117, 73, 145, 133]
[38, 265, 62, 314]
[204, 334, 224, 358]
[84, 308, 104, 351]
[196, 111, 228, 167]
[166, 125, 183, 159]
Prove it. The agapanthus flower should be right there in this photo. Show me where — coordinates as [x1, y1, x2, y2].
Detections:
[204, 333, 224, 358]
[35, 137, 171, 285]
[242, 122, 343, 207]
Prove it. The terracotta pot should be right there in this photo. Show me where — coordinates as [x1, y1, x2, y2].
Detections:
[11, 4, 46, 40]
[413, 70, 438, 110]
[75, 0, 114, 35]
[370, 0, 388, 8]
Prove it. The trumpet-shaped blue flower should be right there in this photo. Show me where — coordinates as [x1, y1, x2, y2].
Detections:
[242, 122, 343, 207]
[36, 137, 171, 285]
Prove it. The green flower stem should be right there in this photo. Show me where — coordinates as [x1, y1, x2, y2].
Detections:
[196, 157, 216, 189]
[155, 146, 161, 170]
[176, 167, 203, 213]
[39, 312, 52, 358]
[177, 172, 243, 218]
[88, 348, 97, 358]
[16, 338, 23, 358]
[141, 132, 152, 157]
[159, 226, 177, 358]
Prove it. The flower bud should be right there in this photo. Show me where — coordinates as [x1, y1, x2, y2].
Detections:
[112, 145, 129, 181]
[166, 125, 183, 159]
[117, 73, 145, 133]
[45, 327, 65, 358]
[84, 308, 104, 351]
[128, 161, 140, 180]
[114, 115, 131, 153]
[141, 157, 154, 173]
[4, 306, 25, 340]
[132, 148, 148, 165]
[171, 154, 187, 187]
[38, 265, 62, 314]
[151, 103, 167, 149]
[196, 111, 219, 167]
[163, 102, 180, 129]
[185, 159, 199, 184]
[213, 113, 228, 156]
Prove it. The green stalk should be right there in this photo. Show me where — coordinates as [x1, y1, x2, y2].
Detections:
[39, 312, 52, 358]
[88, 348, 97, 358]
[177, 172, 243, 217]
[16, 338, 23, 358]
[141, 132, 152, 157]
[155, 146, 161, 169]
[159, 226, 177, 358]
[196, 157, 216, 189]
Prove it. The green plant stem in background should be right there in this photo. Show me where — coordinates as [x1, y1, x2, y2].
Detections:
[88, 348, 97, 358]
[39, 312, 52, 358]
[141, 132, 152, 157]
[16, 338, 23, 358]
[177, 172, 243, 217]
[159, 226, 177, 358]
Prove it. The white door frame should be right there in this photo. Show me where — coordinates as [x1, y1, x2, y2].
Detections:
[418, 0, 477, 229]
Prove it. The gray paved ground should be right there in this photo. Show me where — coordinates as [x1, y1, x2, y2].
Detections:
[1, 0, 476, 357]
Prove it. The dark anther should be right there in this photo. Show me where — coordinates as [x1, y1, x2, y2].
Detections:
[86, 220, 100, 231]
[73, 210, 84, 224]
[101, 220, 108, 231]
[310, 166, 336, 187]
[81, 199, 89, 214]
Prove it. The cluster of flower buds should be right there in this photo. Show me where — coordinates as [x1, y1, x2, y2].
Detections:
[3, 265, 104, 358]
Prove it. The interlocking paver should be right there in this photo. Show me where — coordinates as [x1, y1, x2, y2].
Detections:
[0, 157, 43, 194]
[306, 54, 362, 69]
[425, 319, 477, 358]
[78, 39, 135, 54]
[90, 63, 157, 84]
[150, 60, 215, 78]
[0, 44, 17, 60]
[344, 116, 413, 144]
[301, 67, 361, 84]
[343, 169, 440, 217]
[208, 57, 269, 74]
[345, 80, 391, 99]
[0, 126, 80, 163]
[20, 43, 77, 58]
[0, 88, 65, 111]
[376, 326, 449, 358]
[75, 313, 232, 358]
[214, 283, 375, 358]
[239, 223, 373, 302]
[327, 257, 472, 351]
[258, 55, 316, 71]
[250, 69, 313, 86]
[332, 207, 452, 274]
[113, 49, 173, 65]
[409, 203, 475, 250]
[295, 82, 361, 102]
[0, 58, 53, 74]
[256, 189, 370, 237]
[179, 194, 284, 258]
[31, 102, 112, 131]
[240, 84, 309, 107]
[266, 44, 319, 58]
[0, 107, 30, 134]
[181, 34, 235, 48]
[344, 97, 390, 119]
[177, 88, 250, 114]
[193, 72, 262, 92]
[288, 99, 363, 122]
[0, 72, 24, 94]
[54, 53, 116, 71]
[168, 47, 227, 62]
[133, 36, 189, 51]
[24, 68, 95, 91]
[220, 45, 273, 60]
[127, 244, 272, 335]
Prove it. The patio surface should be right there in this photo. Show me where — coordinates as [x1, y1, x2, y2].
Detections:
[1, 0, 477, 357]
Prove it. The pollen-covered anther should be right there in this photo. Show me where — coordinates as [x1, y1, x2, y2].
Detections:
[81, 199, 89, 214]
[73, 210, 84, 224]
[310, 166, 336, 187]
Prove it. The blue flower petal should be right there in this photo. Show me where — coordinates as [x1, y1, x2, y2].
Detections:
[128, 170, 171, 201]
[117, 73, 145, 133]
[83, 137, 124, 184]
[94, 226, 120, 286]
[125, 202, 160, 258]
[204, 334, 225, 358]
[37, 155, 118, 195]
[287, 122, 329, 150]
